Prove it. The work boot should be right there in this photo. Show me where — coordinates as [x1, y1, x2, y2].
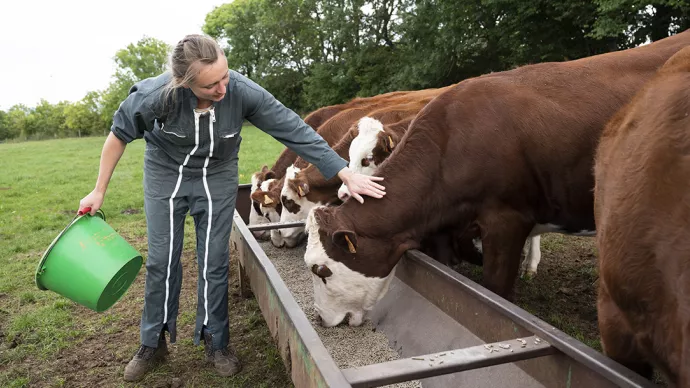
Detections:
[203, 332, 242, 377]
[123, 333, 169, 382]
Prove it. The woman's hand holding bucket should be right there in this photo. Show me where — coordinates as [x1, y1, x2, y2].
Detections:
[79, 189, 104, 216]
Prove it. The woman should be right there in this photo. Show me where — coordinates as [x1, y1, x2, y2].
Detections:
[79, 34, 385, 382]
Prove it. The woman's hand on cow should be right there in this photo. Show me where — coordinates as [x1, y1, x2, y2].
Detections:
[337, 167, 385, 204]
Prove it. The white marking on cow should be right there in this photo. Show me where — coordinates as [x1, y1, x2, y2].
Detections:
[279, 164, 323, 247]
[304, 207, 395, 327]
[472, 238, 483, 253]
[520, 235, 541, 278]
[338, 117, 384, 200]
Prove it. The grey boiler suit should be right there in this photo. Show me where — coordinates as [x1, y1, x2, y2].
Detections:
[111, 70, 347, 351]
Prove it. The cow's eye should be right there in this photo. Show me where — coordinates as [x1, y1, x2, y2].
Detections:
[361, 158, 370, 167]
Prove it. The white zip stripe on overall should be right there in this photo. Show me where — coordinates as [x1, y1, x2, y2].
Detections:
[164, 119, 200, 325]
[201, 107, 215, 326]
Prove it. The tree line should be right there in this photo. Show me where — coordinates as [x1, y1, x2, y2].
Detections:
[2, 0, 688, 141]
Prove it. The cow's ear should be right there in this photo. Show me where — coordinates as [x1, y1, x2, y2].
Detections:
[299, 182, 310, 197]
[377, 131, 396, 153]
[288, 179, 310, 197]
[265, 170, 276, 180]
[261, 165, 270, 173]
[333, 230, 358, 254]
[250, 190, 266, 203]
[251, 190, 277, 207]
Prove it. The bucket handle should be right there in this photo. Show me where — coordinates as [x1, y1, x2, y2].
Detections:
[77, 207, 106, 221]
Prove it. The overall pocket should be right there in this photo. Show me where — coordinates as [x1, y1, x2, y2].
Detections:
[158, 123, 196, 147]
[215, 126, 241, 159]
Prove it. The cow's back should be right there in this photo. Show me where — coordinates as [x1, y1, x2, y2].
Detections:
[398, 31, 690, 231]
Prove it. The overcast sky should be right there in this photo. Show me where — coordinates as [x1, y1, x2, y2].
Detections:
[0, 0, 230, 110]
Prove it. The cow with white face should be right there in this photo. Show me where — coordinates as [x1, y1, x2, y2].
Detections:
[304, 206, 400, 327]
[249, 167, 278, 240]
[277, 164, 340, 248]
[250, 177, 283, 224]
[338, 117, 404, 201]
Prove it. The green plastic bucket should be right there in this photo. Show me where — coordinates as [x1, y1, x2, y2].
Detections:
[35, 209, 143, 312]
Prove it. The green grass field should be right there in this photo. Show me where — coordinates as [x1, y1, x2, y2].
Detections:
[0, 126, 290, 387]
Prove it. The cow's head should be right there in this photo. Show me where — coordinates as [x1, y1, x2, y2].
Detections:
[279, 164, 326, 247]
[250, 178, 282, 236]
[338, 117, 397, 201]
[304, 205, 419, 327]
[249, 166, 276, 239]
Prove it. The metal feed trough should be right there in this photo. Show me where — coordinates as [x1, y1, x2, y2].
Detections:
[231, 184, 654, 388]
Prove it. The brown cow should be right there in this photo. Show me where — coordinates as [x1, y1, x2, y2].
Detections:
[593, 46, 690, 387]
[277, 89, 449, 247]
[302, 30, 690, 328]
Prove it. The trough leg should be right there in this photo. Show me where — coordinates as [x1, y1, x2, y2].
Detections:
[476, 212, 531, 300]
[597, 282, 654, 380]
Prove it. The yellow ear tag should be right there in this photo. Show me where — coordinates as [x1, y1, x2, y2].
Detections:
[263, 194, 273, 204]
[345, 235, 356, 254]
[298, 186, 305, 196]
[388, 135, 394, 148]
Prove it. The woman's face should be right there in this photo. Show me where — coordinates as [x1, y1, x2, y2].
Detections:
[187, 54, 230, 102]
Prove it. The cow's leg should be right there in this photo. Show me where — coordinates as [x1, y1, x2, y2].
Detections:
[680, 325, 690, 388]
[679, 288, 690, 387]
[519, 238, 531, 277]
[520, 235, 542, 279]
[478, 212, 532, 300]
[597, 282, 654, 380]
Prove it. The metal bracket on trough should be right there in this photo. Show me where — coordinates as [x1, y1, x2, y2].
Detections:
[342, 335, 555, 388]
[247, 220, 306, 232]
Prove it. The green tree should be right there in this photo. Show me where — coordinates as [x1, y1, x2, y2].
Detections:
[5, 105, 30, 140]
[0, 110, 8, 141]
[20, 100, 69, 139]
[591, 0, 690, 47]
[65, 91, 107, 137]
[114, 36, 171, 81]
